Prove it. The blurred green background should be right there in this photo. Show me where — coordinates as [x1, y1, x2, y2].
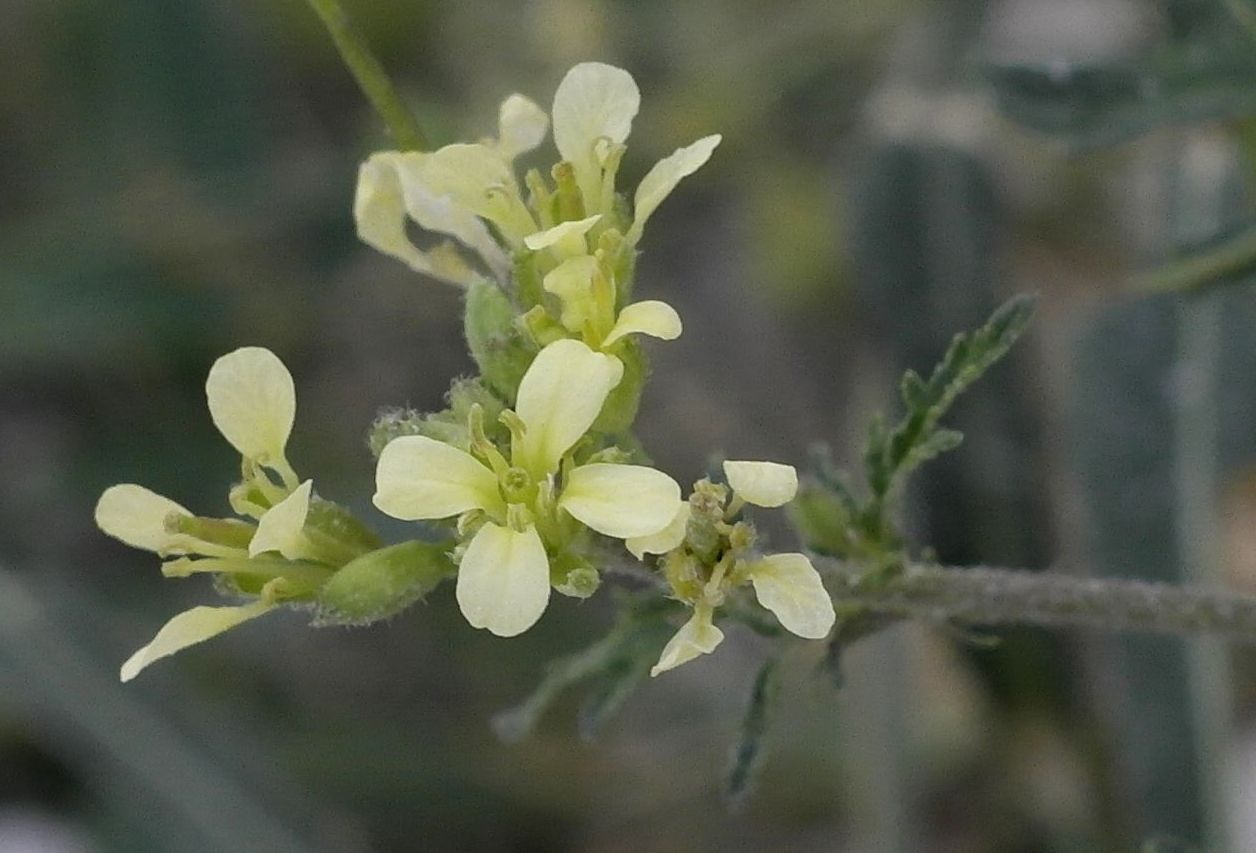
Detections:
[6, 0, 1256, 851]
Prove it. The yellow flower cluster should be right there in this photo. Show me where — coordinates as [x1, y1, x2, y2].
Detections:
[97, 63, 835, 682]
[96, 348, 379, 680]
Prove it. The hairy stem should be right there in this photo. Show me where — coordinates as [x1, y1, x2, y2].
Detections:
[822, 562, 1256, 642]
[304, 0, 428, 150]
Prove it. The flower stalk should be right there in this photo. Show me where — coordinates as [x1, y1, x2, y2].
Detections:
[303, 0, 428, 151]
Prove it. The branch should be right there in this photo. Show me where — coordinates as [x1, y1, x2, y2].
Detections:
[822, 561, 1256, 642]
[1135, 222, 1256, 294]
[304, 0, 429, 150]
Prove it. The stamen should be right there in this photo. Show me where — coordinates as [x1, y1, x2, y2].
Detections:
[468, 404, 511, 479]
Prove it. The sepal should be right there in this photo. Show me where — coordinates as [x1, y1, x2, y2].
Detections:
[314, 540, 456, 626]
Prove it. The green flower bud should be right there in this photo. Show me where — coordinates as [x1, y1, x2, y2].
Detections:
[465, 278, 537, 401]
[686, 479, 728, 563]
[786, 484, 852, 558]
[314, 539, 455, 626]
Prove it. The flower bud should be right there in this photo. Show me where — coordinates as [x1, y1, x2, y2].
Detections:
[786, 484, 853, 558]
[464, 279, 536, 402]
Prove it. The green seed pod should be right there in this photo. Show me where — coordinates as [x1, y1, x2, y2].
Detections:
[464, 278, 536, 402]
[314, 539, 455, 627]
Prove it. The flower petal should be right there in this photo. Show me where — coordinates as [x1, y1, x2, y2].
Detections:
[559, 463, 682, 539]
[249, 480, 313, 559]
[497, 94, 549, 160]
[400, 147, 527, 262]
[748, 553, 835, 639]
[120, 601, 275, 682]
[374, 436, 504, 521]
[455, 522, 550, 637]
[353, 153, 483, 286]
[95, 484, 191, 553]
[650, 604, 724, 677]
[626, 503, 689, 560]
[206, 347, 295, 466]
[602, 300, 683, 347]
[627, 135, 721, 244]
[723, 460, 798, 508]
[542, 254, 598, 331]
[515, 339, 624, 474]
[523, 214, 601, 253]
[419, 143, 518, 220]
[552, 63, 640, 206]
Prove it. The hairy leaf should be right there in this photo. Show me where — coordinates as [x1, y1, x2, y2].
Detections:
[724, 657, 782, 811]
[493, 597, 675, 742]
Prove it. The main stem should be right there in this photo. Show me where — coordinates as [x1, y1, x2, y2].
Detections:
[304, 0, 428, 151]
[823, 562, 1256, 642]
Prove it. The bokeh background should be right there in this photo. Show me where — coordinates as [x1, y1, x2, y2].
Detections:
[6, 0, 1256, 850]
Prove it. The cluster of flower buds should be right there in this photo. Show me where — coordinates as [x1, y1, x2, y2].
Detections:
[97, 63, 835, 681]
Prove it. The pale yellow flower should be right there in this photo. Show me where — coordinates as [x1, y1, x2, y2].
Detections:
[647, 460, 835, 676]
[354, 62, 720, 285]
[374, 338, 683, 637]
[550, 63, 721, 244]
[97, 348, 366, 681]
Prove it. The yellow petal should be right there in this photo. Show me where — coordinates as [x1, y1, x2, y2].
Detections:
[497, 94, 549, 160]
[626, 135, 721, 245]
[559, 463, 682, 539]
[748, 553, 835, 639]
[374, 436, 504, 521]
[515, 339, 623, 474]
[205, 347, 295, 466]
[523, 214, 601, 256]
[419, 143, 519, 223]
[95, 484, 191, 553]
[249, 480, 313, 559]
[120, 601, 274, 682]
[650, 603, 724, 677]
[723, 460, 798, 508]
[353, 153, 483, 286]
[542, 255, 598, 332]
[602, 300, 683, 347]
[552, 63, 640, 207]
[455, 522, 550, 637]
[626, 503, 689, 560]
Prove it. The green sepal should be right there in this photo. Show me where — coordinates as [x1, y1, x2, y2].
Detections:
[313, 539, 455, 627]
[368, 378, 508, 457]
[593, 337, 646, 434]
[464, 278, 537, 402]
[304, 496, 382, 563]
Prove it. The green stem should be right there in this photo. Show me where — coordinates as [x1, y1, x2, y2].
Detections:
[303, 0, 428, 150]
[822, 562, 1256, 642]
[1135, 221, 1256, 293]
